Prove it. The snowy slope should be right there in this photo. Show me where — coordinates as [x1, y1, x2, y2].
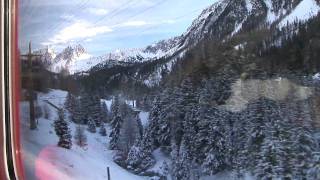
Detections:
[279, 0, 320, 27]
[20, 89, 148, 180]
[313, 73, 320, 80]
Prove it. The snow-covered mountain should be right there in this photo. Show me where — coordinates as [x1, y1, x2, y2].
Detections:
[133, 0, 320, 87]
[51, 44, 91, 73]
[36, 37, 182, 74]
[68, 37, 182, 73]
[106, 36, 182, 63]
[40, 0, 320, 80]
[35, 44, 91, 73]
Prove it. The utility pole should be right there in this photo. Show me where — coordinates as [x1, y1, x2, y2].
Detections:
[21, 42, 41, 130]
[107, 167, 111, 180]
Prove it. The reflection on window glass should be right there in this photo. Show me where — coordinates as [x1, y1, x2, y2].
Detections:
[19, 0, 320, 179]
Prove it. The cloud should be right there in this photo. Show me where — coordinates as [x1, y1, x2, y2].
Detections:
[44, 20, 113, 45]
[119, 21, 149, 27]
[60, 14, 75, 21]
[86, 8, 109, 16]
[161, 19, 176, 24]
[117, 19, 176, 28]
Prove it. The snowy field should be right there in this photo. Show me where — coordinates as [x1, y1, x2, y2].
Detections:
[20, 89, 148, 180]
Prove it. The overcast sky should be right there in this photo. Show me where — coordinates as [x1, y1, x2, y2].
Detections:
[19, 0, 215, 56]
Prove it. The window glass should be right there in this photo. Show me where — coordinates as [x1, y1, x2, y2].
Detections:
[18, 0, 320, 179]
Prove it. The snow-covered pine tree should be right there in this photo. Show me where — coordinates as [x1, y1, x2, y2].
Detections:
[158, 161, 169, 179]
[291, 100, 317, 178]
[87, 117, 96, 133]
[135, 113, 143, 139]
[71, 98, 84, 124]
[126, 128, 155, 173]
[274, 101, 297, 179]
[152, 89, 173, 146]
[111, 95, 120, 119]
[202, 108, 228, 174]
[90, 96, 102, 127]
[101, 101, 110, 123]
[64, 92, 76, 114]
[119, 108, 140, 154]
[194, 83, 213, 163]
[255, 141, 278, 179]
[231, 112, 249, 177]
[307, 152, 320, 180]
[109, 112, 123, 150]
[182, 107, 198, 162]
[257, 100, 284, 179]
[170, 78, 199, 147]
[244, 98, 269, 170]
[79, 92, 91, 124]
[99, 123, 107, 136]
[291, 126, 316, 178]
[54, 109, 72, 149]
[74, 125, 87, 147]
[109, 97, 123, 150]
[171, 142, 198, 180]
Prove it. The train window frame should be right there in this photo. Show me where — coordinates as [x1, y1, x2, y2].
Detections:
[1, 0, 24, 179]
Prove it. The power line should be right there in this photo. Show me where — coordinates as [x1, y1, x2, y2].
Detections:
[136, 7, 204, 36]
[76, 1, 200, 44]
[108, 0, 169, 28]
[44, 0, 92, 38]
[90, 0, 137, 26]
[38, 0, 135, 44]
[75, 0, 169, 44]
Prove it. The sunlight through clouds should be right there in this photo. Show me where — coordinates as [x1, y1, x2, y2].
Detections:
[46, 21, 113, 45]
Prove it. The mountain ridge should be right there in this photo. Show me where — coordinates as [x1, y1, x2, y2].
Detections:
[39, 0, 320, 85]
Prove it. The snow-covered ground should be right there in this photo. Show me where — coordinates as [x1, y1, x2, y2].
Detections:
[150, 148, 171, 179]
[20, 89, 148, 180]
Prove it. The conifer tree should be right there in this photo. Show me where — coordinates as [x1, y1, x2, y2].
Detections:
[109, 115, 122, 149]
[171, 142, 196, 180]
[111, 95, 120, 119]
[64, 92, 76, 114]
[71, 98, 84, 124]
[87, 117, 96, 133]
[109, 96, 123, 150]
[79, 92, 91, 124]
[54, 109, 72, 149]
[90, 96, 102, 127]
[99, 123, 107, 136]
[126, 128, 155, 173]
[135, 114, 144, 139]
[101, 102, 110, 123]
[308, 152, 320, 180]
[74, 125, 87, 147]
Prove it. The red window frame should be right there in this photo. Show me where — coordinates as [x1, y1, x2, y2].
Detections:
[1, 0, 25, 179]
